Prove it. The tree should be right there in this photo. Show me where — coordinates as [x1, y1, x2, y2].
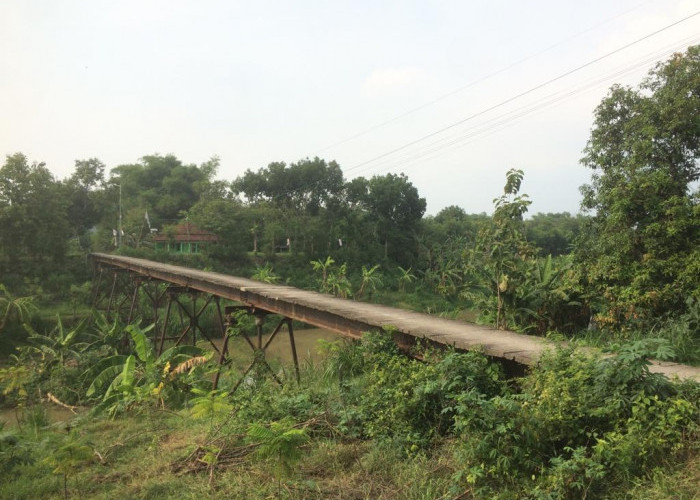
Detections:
[65, 158, 107, 247]
[233, 157, 346, 256]
[186, 198, 250, 263]
[109, 154, 215, 227]
[465, 169, 536, 329]
[0, 153, 70, 279]
[233, 157, 344, 215]
[577, 47, 700, 327]
[525, 212, 585, 257]
[355, 173, 426, 264]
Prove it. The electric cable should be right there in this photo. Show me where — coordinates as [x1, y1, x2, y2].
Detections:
[341, 10, 700, 175]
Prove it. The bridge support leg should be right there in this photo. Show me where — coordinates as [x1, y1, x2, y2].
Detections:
[212, 297, 229, 390]
[127, 277, 142, 324]
[223, 307, 300, 394]
[287, 319, 300, 384]
[158, 292, 175, 356]
[141, 280, 166, 343]
[91, 267, 104, 309]
[105, 271, 119, 321]
[156, 287, 223, 358]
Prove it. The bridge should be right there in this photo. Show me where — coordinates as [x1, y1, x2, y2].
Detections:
[89, 253, 699, 383]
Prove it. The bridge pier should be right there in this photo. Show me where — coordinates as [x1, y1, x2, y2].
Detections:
[90, 260, 305, 392]
[220, 305, 300, 392]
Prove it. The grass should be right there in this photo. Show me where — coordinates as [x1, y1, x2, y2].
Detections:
[0, 403, 457, 499]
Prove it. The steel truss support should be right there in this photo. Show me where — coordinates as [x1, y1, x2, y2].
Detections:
[90, 264, 304, 392]
[156, 287, 223, 357]
[140, 279, 167, 334]
[96, 268, 132, 321]
[222, 306, 301, 393]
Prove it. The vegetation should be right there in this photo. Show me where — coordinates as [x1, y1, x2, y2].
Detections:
[0, 47, 698, 497]
[0, 326, 697, 499]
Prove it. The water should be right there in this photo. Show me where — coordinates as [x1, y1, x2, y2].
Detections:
[0, 405, 81, 430]
[207, 327, 344, 365]
[0, 328, 346, 428]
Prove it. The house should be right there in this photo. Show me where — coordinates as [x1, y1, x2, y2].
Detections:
[153, 221, 218, 254]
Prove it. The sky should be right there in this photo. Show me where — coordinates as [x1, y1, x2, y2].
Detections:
[1, 0, 698, 215]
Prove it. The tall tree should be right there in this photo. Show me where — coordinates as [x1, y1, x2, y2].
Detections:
[110, 154, 215, 226]
[363, 173, 426, 264]
[65, 158, 107, 247]
[233, 157, 346, 255]
[233, 157, 344, 214]
[0, 153, 69, 278]
[577, 46, 700, 326]
[525, 212, 585, 257]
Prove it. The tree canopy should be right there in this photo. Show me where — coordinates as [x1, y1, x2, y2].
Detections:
[0, 153, 70, 281]
[577, 46, 700, 325]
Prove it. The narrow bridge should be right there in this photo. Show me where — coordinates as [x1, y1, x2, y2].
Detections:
[89, 253, 699, 383]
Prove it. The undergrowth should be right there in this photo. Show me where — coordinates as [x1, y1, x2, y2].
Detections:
[0, 326, 697, 499]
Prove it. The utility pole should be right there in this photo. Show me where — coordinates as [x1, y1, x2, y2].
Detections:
[118, 183, 123, 248]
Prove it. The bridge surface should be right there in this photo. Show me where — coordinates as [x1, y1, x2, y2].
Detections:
[90, 253, 699, 382]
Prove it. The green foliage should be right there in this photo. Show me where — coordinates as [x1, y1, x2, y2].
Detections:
[462, 169, 535, 329]
[0, 363, 31, 401]
[456, 171, 587, 334]
[396, 266, 417, 293]
[85, 324, 207, 415]
[311, 256, 352, 297]
[189, 388, 233, 430]
[246, 418, 309, 478]
[650, 297, 700, 363]
[42, 431, 94, 499]
[0, 284, 35, 333]
[357, 342, 504, 452]
[0, 428, 34, 474]
[22, 316, 87, 368]
[453, 343, 697, 498]
[356, 264, 383, 299]
[360, 173, 427, 265]
[525, 212, 586, 257]
[577, 46, 700, 329]
[251, 263, 279, 284]
[0, 153, 70, 279]
[186, 197, 250, 263]
[310, 256, 334, 292]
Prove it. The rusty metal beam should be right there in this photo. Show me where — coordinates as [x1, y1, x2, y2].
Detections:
[88, 253, 700, 382]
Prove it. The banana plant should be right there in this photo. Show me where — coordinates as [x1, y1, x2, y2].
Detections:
[251, 263, 279, 284]
[397, 266, 416, 293]
[356, 264, 382, 299]
[0, 284, 35, 333]
[310, 256, 335, 293]
[88, 310, 125, 353]
[86, 324, 206, 415]
[22, 316, 92, 368]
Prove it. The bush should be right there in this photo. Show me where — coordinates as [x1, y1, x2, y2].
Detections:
[453, 344, 697, 498]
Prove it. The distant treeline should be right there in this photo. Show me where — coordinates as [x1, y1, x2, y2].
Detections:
[0, 46, 698, 338]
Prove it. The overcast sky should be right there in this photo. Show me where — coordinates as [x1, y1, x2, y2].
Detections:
[1, 0, 698, 215]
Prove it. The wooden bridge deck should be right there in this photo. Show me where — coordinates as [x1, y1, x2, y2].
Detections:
[90, 253, 700, 382]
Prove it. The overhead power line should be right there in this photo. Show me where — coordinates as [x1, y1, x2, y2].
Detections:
[349, 34, 700, 177]
[342, 10, 700, 175]
[316, 0, 654, 154]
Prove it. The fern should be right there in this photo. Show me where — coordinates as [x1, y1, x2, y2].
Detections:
[246, 419, 309, 477]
